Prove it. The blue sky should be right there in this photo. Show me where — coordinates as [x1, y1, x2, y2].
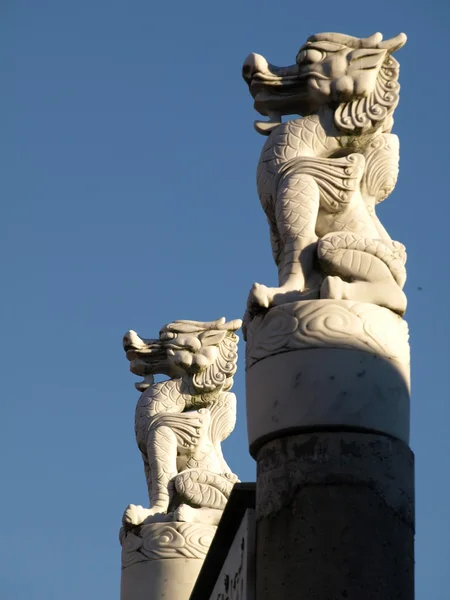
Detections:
[0, 1, 449, 598]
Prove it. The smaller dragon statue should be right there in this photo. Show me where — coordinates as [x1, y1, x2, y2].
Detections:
[121, 317, 242, 530]
[242, 32, 408, 317]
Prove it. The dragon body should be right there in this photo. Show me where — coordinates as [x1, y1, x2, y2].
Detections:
[243, 32, 407, 315]
[122, 318, 241, 528]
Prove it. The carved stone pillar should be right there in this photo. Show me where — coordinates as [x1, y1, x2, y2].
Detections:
[119, 317, 242, 600]
[242, 30, 413, 600]
[245, 302, 414, 599]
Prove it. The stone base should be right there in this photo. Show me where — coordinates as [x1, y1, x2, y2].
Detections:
[120, 521, 217, 600]
[245, 300, 411, 454]
[255, 432, 414, 600]
[121, 558, 204, 600]
[246, 347, 410, 455]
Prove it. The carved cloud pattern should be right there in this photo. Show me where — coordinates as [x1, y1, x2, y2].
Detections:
[121, 522, 217, 568]
[246, 300, 409, 368]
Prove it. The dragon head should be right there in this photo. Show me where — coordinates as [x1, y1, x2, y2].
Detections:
[123, 317, 242, 393]
[243, 32, 406, 134]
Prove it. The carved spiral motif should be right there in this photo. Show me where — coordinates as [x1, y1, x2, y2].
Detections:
[142, 525, 186, 556]
[335, 55, 401, 133]
[300, 303, 365, 342]
[183, 526, 215, 556]
[193, 333, 239, 393]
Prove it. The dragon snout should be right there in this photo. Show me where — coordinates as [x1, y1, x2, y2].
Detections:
[123, 330, 144, 351]
[242, 53, 269, 83]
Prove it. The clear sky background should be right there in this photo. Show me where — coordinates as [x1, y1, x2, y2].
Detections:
[1, 1, 449, 598]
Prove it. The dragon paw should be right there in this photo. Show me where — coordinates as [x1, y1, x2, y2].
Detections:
[122, 504, 149, 528]
[247, 282, 320, 314]
[122, 504, 167, 529]
[247, 282, 282, 314]
[247, 282, 272, 310]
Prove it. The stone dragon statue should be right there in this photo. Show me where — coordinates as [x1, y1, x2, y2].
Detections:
[242, 32, 407, 318]
[121, 317, 241, 531]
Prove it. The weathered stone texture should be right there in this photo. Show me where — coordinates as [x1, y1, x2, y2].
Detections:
[256, 432, 414, 600]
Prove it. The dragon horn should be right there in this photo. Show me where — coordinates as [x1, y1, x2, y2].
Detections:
[203, 317, 227, 329]
[168, 317, 241, 332]
[168, 318, 227, 330]
[307, 32, 383, 48]
[378, 33, 407, 53]
[218, 319, 243, 332]
[360, 32, 383, 47]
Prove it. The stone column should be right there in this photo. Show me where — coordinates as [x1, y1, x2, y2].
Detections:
[245, 300, 414, 600]
[256, 433, 413, 599]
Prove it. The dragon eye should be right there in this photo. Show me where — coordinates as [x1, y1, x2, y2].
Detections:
[297, 48, 325, 65]
[160, 331, 176, 341]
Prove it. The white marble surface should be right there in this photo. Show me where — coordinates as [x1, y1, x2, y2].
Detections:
[122, 318, 241, 528]
[242, 31, 410, 455]
[242, 32, 408, 315]
[120, 521, 216, 600]
[121, 521, 218, 567]
[246, 299, 410, 452]
[120, 318, 242, 600]
[245, 299, 410, 368]
[246, 346, 410, 454]
[121, 557, 204, 600]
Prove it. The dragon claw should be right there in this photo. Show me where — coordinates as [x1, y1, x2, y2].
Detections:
[122, 504, 167, 528]
[247, 283, 272, 310]
[122, 504, 147, 528]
